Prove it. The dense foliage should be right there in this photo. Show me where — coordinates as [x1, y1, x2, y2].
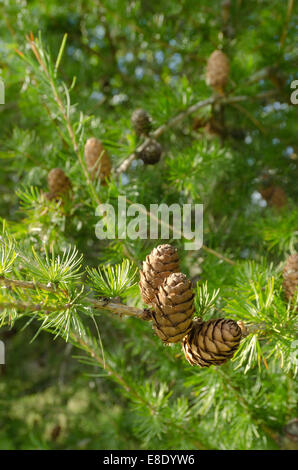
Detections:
[0, 0, 297, 450]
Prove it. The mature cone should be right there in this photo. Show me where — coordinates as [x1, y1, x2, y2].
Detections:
[283, 253, 298, 301]
[259, 185, 287, 210]
[152, 272, 194, 343]
[206, 50, 230, 94]
[47, 168, 71, 198]
[131, 109, 152, 136]
[84, 137, 111, 184]
[139, 140, 162, 165]
[139, 244, 179, 305]
[183, 318, 242, 367]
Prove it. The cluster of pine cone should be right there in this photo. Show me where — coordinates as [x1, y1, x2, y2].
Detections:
[139, 244, 243, 367]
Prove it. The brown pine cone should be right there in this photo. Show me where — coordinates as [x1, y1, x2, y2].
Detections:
[84, 137, 111, 184]
[206, 50, 230, 94]
[138, 140, 162, 165]
[139, 244, 179, 305]
[259, 185, 287, 210]
[283, 253, 298, 301]
[183, 318, 242, 367]
[48, 168, 71, 198]
[152, 272, 195, 343]
[131, 109, 152, 136]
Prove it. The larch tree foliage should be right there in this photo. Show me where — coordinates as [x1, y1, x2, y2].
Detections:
[0, 0, 297, 451]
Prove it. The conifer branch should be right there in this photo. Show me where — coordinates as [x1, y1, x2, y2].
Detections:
[216, 368, 280, 446]
[124, 198, 236, 265]
[200, 245, 235, 265]
[24, 34, 101, 207]
[0, 301, 58, 313]
[0, 295, 206, 447]
[0, 276, 150, 320]
[60, 333, 207, 449]
[116, 91, 277, 175]
[0, 277, 56, 293]
[73, 333, 157, 411]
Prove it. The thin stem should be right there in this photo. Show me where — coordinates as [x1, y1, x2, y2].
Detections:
[0, 292, 206, 448]
[26, 34, 101, 207]
[201, 245, 235, 265]
[124, 197, 236, 266]
[230, 102, 267, 135]
[116, 97, 215, 175]
[24, 35, 263, 268]
[0, 301, 57, 312]
[72, 333, 157, 412]
[217, 368, 280, 446]
[0, 276, 150, 320]
[280, 0, 295, 49]
[66, 331, 207, 448]
[153, 97, 215, 139]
